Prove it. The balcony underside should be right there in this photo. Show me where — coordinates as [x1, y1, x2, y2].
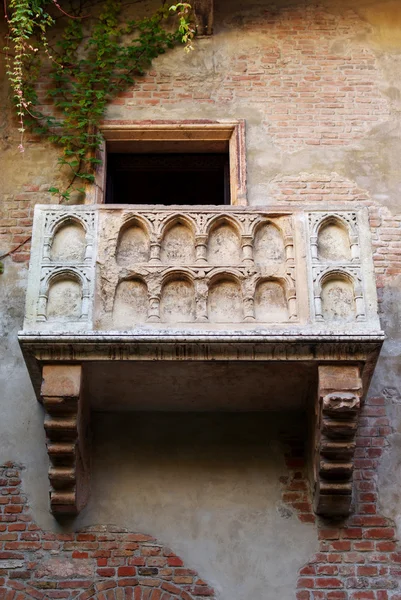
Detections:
[19, 332, 383, 402]
[19, 331, 383, 518]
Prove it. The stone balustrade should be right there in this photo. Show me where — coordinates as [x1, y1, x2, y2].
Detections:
[22, 204, 380, 334]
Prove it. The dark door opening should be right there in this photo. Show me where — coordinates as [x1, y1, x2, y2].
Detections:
[106, 153, 230, 205]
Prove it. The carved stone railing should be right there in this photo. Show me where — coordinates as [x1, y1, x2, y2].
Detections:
[22, 205, 380, 333]
[19, 204, 384, 516]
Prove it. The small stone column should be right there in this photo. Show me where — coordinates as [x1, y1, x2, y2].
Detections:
[195, 279, 209, 322]
[350, 235, 360, 261]
[241, 235, 254, 265]
[41, 365, 90, 515]
[195, 235, 208, 264]
[149, 236, 161, 264]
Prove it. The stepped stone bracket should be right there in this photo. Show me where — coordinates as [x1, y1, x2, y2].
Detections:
[41, 365, 90, 515]
[314, 365, 362, 517]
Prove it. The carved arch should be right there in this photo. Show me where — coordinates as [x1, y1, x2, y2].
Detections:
[159, 213, 197, 237]
[38, 267, 89, 321]
[160, 215, 196, 265]
[48, 214, 90, 237]
[40, 267, 89, 297]
[206, 268, 243, 286]
[206, 213, 243, 237]
[253, 277, 291, 322]
[44, 214, 94, 264]
[315, 269, 364, 322]
[310, 212, 360, 263]
[206, 217, 242, 265]
[112, 276, 149, 327]
[160, 269, 196, 323]
[119, 213, 152, 238]
[160, 267, 196, 286]
[251, 217, 284, 237]
[116, 216, 151, 265]
[314, 214, 355, 238]
[253, 220, 286, 265]
[207, 271, 244, 322]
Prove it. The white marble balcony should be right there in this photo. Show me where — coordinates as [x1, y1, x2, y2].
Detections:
[18, 203, 385, 517]
[21, 204, 381, 335]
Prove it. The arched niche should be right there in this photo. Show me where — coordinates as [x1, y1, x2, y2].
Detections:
[207, 221, 241, 265]
[50, 221, 86, 263]
[160, 221, 195, 265]
[321, 276, 356, 322]
[116, 222, 150, 266]
[160, 277, 196, 323]
[47, 277, 82, 320]
[112, 279, 148, 328]
[254, 222, 285, 265]
[255, 279, 288, 322]
[318, 220, 352, 262]
[207, 276, 243, 322]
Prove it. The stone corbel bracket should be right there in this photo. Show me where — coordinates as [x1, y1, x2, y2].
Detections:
[41, 365, 90, 515]
[314, 365, 362, 517]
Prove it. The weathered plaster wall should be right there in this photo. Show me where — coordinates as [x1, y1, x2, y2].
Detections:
[1, 0, 401, 598]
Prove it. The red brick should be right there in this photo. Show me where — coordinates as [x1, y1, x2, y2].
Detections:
[356, 566, 378, 576]
[363, 528, 395, 540]
[96, 568, 116, 577]
[167, 556, 183, 567]
[316, 578, 343, 589]
[117, 567, 136, 576]
[297, 578, 315, 589]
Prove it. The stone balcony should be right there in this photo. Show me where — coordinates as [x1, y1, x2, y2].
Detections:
[19, 204, 384, 517]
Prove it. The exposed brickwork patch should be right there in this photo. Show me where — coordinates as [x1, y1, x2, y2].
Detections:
[280, 396, 401, 599]
[0, 184, 54, 264]
[0, 466, 216, 600]
[110, 4, 389, 152]
[268, 172, 370, 204]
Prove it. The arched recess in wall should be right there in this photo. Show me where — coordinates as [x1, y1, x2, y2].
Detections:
[254, 279, 288, 322]
[160, 272, 196, 322]
[207, 273, 243, 322]
[321, 272, 356, 322]
[47, 273, 82, 320]
[253, 221, 285, 266]
[116, 219, 150, 266]
[207, 218, 242, 265]
[112, 278, 149, 328]
[160, 217, 196, 265]
[317, 217, 352, 262]
[50, 219, 86, 262]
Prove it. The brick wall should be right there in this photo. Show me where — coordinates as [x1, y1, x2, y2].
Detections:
[0, 465, 216, 600]
[113, 4, 389, 152]
[280, 394, 401, 600]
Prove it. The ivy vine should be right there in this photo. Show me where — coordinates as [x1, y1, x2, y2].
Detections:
[4, 0, 195, 202]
